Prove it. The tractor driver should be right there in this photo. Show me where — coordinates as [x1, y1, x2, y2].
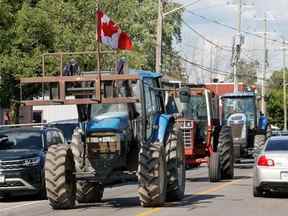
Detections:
[258, 111, 269, 133]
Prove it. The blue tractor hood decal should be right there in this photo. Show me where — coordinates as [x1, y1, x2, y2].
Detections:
[87, 112, 129, 134]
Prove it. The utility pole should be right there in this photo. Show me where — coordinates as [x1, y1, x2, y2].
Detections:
[261, 13, 268, 114]
[156, 0, 163, 72]
[237, 0, 242, 34]
[210, 44, 213, 82]
[283, 38, 287, 131]
[232, 0, 243, 92]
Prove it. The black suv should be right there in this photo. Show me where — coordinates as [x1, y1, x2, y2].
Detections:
[0, 127, 65, 198]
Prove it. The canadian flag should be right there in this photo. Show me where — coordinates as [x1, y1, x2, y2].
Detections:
[97, 11, 133, 50]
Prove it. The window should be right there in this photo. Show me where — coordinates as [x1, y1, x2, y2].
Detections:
[0, 131, 42, 150]
[265, 139, 288, 151]
[33, 111, 42, 123]
[47, 130, 64, 145]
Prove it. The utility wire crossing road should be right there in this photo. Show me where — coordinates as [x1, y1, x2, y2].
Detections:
[1, 167, 288, 216]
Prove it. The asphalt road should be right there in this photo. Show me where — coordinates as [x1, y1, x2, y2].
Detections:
[1, 165, 288, 216]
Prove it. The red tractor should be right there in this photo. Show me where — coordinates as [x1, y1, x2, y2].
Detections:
[164, 82, 234, 182]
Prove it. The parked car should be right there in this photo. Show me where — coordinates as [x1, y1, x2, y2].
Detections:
[0, 126, 65, 198]
[253, 136, 288, 197]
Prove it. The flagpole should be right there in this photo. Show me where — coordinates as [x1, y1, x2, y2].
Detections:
[96, 0, 100, 74]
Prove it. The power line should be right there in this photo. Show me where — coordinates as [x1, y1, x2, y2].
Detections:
[189, 3, 227, 11]
[180, 56, 269, 81]
[181, 18, 231, 52]
[186, 10, 287, 46]
[181, 17, 260, 63]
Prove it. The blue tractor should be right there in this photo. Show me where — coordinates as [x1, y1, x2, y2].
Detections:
[20, 56, 185, 209]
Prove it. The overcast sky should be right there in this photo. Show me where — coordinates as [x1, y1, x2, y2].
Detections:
[173, 0, 288, 83]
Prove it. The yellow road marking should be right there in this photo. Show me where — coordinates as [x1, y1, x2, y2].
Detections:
[136, 208, 161, 216]
[194, 180, 239, 195]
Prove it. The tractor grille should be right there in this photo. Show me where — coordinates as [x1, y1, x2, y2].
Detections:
[231, 124, 243, 139]
[176, 120, 194, 148]
[86, 134, 120, 155]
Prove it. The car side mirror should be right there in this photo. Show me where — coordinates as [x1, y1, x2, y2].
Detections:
[179, 87, 190, 103]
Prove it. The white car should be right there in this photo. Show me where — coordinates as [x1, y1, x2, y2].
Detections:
[253, 136, 288, 197]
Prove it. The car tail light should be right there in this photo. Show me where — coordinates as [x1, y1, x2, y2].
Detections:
[257, 155, 275, 167]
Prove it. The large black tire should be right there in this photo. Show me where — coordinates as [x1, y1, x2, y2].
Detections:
[253, 186, 262, 197]
[70, 131, 104, 203]
[218, 126, 234, 179]
[76, 182, 104, 203]
[45, 144, 76, 209]
[165, 128, 185, 201]
[254, 134, 266, 156]
[138, 142, 167, 207]
[208, 152, 221, 182]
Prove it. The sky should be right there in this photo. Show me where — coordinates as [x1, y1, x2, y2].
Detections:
[173, 0, 288, 83]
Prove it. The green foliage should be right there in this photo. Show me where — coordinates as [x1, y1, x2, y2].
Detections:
[266, 69, 288, 128]
[0, 0, 184, 108]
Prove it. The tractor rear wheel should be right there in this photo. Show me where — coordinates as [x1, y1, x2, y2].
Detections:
[45, 144, 76, 209]
[208, 152, 221, 182]
[254, 134, 266, 156]
[218, 126, 234, 179]
[166, 128, 185, 201]
[138, 142, 167, 207]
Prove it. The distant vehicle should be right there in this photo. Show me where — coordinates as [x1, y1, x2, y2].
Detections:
[49, 119, 79, 143]
[253, 136, 288, 197]
[0, 126, 65, 198]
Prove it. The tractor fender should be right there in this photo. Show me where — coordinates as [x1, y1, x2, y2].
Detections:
[157, 114, 175, 144]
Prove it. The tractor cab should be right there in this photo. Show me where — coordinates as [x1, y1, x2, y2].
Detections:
[221, 92, 258, 159]
[176, 87, 216, 167]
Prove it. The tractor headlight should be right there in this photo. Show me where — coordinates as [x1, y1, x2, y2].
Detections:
[102, 136, 118, 142]
[88, 135, 119, 143]
[23, 157, 41, 166]
[186, 121, 192, 127]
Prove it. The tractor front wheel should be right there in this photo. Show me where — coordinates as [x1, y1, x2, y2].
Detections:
[208, 152, 221, 182]
[218, 126, 234, 179]
[45, 144, 76, 209]
[70, 131, 104, 203]
[76, 182, 104, 203]
[138, 142, 167, 207]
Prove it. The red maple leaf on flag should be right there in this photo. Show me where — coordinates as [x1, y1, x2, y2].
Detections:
[97, 10, 132, 50]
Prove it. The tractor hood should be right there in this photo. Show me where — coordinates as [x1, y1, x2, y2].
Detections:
[87, 112, 129, 134]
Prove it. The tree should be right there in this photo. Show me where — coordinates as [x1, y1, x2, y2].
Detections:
[266, 69, 288, 128]
[0, 0, 184, 116]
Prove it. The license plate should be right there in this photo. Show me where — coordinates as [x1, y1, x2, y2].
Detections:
[0, 175, 5, 183]
[281, 172, 288, 180]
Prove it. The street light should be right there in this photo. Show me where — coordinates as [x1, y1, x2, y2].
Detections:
[155, 0, 202, 72]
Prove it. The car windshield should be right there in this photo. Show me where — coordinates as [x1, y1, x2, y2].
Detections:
[265, 139, 288, 151]
[222, 97, 255, 122]
[0, 131, 42, 150]
[90, 104, 128, 119]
